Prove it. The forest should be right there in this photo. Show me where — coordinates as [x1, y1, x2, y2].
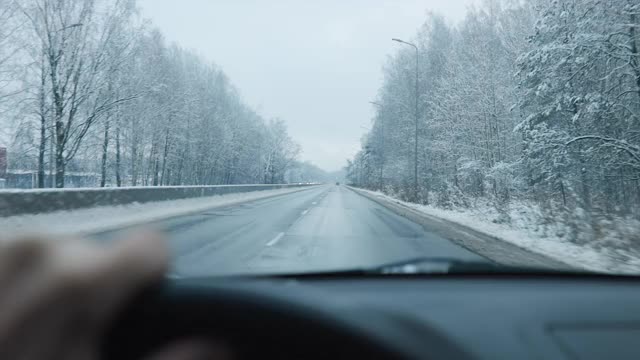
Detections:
[348, 0, 640, 245]
[0, 0, 305, 188]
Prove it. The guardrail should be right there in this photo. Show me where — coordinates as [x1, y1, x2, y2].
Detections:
[0, 184, 318, 217]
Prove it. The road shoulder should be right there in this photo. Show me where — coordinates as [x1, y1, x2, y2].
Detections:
[347, 186, 574, 270]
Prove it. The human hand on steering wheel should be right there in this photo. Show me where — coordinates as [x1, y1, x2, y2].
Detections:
[0, 232, 229, 360]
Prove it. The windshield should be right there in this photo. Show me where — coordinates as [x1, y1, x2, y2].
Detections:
[0, 0, 638, 277]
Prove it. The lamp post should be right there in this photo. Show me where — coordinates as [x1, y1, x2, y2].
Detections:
[55, 23, 83, 32]
[369, 101, 385, 190]
[392, 38, 419, 202]
[48, 23, 83, 187]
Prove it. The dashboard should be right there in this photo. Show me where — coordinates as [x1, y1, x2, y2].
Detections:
[103, 274, 640, 360]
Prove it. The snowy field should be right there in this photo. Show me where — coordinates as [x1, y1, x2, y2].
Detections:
[1, 187, 314, 238]
[357, 188, 640, 274]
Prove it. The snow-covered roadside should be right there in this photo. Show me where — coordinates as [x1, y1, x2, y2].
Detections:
[356, 188, 640, 274]
[1, 186, 314, 237]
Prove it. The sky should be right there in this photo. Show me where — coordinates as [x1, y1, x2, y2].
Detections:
[138, 0, 473, 172]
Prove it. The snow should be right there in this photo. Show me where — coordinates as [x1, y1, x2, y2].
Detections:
[0, 187, 312, 237]
[357, 188, 640, 274]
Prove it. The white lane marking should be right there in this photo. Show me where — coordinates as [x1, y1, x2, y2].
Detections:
[301, 209, 309, 215]
[266, 232, 285, 247]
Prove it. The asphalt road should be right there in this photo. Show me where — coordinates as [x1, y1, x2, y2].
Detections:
[99, 185, 487, 277]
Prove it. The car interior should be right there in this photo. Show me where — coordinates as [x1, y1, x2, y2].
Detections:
[103, 271, 640, 360]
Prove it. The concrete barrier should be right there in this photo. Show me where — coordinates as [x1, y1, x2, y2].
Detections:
[0, 184, 317, 217]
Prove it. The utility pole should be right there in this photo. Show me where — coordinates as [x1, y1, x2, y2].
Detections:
[392, 38, 419, 202]
[370, 101, 385, 191]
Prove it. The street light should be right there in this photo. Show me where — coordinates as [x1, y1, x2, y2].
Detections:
[370, 101, 385, 190]
[54, 23, 84, 32]
[48, 23, 84, 187]
[392, 38, 420, 202]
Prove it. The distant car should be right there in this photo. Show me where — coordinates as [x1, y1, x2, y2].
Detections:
[336, 182, 340, 186]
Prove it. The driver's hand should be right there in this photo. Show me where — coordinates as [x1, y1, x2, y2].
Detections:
[0, 232, 218, 360]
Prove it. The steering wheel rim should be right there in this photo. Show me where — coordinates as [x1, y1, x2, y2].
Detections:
[101, 280, 408, 360]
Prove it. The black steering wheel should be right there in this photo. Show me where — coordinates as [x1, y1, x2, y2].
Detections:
[101, 280, 409, 360]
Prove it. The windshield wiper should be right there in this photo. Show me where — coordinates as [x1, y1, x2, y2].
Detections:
[348, 256, 535, 275]
[262, 257, 589, 278]
[179, 257, 591, 281]
[369, 256, 505, 274]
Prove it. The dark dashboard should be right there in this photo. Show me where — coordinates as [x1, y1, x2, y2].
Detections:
[104, 274, 640, 360]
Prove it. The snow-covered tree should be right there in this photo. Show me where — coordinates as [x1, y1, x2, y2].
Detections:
[350, 0, 640, 242]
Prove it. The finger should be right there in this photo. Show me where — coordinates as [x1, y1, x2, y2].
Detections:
[73, 232, 169, 318]
[0, 237, 55, 341]
[0, 236, 48, 290]
[0, 232, 168, 353]
[0, 237, 76, 359]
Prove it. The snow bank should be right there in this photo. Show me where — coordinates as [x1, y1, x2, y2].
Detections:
[357, 188, 640, 274]
[0, 186, 313, 237]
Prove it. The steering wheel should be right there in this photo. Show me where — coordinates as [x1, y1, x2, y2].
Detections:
[101, 280, 408, 359]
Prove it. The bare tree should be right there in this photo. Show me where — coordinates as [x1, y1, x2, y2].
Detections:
[22, 0, 136, 187]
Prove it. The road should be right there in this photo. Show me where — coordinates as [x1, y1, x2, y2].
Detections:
[98, 185, 486, 277]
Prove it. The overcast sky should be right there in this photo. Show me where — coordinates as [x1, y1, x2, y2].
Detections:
[138, 0, 473, 172]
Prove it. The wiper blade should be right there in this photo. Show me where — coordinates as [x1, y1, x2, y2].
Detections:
[255, 257, 557, 278]
[366, 256, 508, 274]
[361, 256, 592, 275]
[187, 257, 591, 280]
